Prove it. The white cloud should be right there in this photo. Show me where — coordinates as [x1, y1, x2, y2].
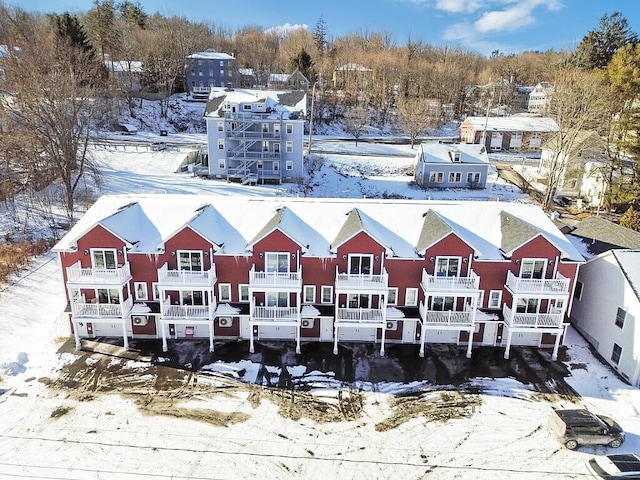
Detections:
[435, 0, 483, 14]
[265, 23, 307, 37]
[474, 3, 536, 33]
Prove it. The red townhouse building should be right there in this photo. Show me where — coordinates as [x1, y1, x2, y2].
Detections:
[53, 195, 584, 361]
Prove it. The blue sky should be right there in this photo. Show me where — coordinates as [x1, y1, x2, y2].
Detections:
[8, 0, 640, 55]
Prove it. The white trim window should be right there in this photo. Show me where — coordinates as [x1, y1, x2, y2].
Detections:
[303, 285, 316, 304]
[612, 343, 622, 365]
[177, 250, 203, 271]
[467, 172, 481, 183]
[91, 248, 117, 269]
[405, 288, 418, 307]
[615, 307, 627, 329]
[267, 291, 289, 307]
[429, 172, 444, 183]
[218, 283, 232, 302]
[388, 288, 398, 305]
[476, 290, 484, 308]
[348, 254, 373, 275]
[488, 290, 502, 309]
[435, 256, 461, 277]
[286, 123, 293, 134]
[265, 252, 289, 273]
[448, 172, 462, 183]
[286, 160, 293, 170]
[134, 282, 148, 300]
[152, 282, 160, 301]
[217, 121, 224, 132]
[218, 158, 225, 169]
[217, 139, 224, 150]
[286, 141, 293, 153]
[321, 285, 333, 304]
[239, 284, 249, 303]
[520, 259, 546, 279]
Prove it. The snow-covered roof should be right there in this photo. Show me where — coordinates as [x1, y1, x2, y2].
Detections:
[463, 116, 559, 132]
[105, 60, 143, 73]
[335, 63, 372, 72]
[187, 51, 235, 60]
[53, 195, 584, 262]
[269, 73, 290, 82]
[204, 88, 307, 119]
[612, 250, 640, 301]
[416, 142, 489, 165]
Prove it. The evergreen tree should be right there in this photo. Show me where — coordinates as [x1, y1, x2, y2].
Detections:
[289, 48, 313, 78]
[620, 205, 640, 231]
[572, 12, 638, 69]
[313, 15, 327, 56]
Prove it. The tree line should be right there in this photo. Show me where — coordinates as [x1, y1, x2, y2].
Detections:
[0, 1, 639, 230]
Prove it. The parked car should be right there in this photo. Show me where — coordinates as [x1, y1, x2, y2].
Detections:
[587, 453, 640, 479]
[150, 141, 167, 151]
[549, 409, 625, 450]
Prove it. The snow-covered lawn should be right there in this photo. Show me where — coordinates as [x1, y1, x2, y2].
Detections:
[0, 137, 634, 479]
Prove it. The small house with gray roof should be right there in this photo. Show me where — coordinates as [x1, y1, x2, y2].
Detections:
[200, 87, 307, 183]
[414, 142, 489, 189]
[571, 249, 640, 386]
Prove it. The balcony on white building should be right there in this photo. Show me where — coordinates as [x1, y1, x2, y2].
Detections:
[248, 265, 302, 290]
[161, 297, 216, 320]
[334, 267, 389, 293]
[420, 268, 480, 294]
[505, 271, 570, 296]
[335, 307, 385, 325]
[502, 304, 564, 328]
[156, 263, 217, 288]
[251, 305, 300, 323]
[72, 295, 133, 318]
[65, 261, 131, 287]
[419, 301, 475, 326]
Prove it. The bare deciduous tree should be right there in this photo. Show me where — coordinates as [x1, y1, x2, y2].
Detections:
[396, 96, 440, 148]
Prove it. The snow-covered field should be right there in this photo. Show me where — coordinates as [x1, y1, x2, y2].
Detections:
[0, 134, 636, 479]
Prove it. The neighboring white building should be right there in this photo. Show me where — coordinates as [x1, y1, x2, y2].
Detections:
[528, 82, 554, 113]
[200, 88, 307, 183]
[539, 131, 608, 208]
[460, 115, 559, 153]
[571, 250, 640, 386]
[414, 142, 489, 189]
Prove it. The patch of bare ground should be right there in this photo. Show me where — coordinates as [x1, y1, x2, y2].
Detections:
[265, 386, 364, 423]
[375, 390, 482, 432]
[135, 396, 249, 427]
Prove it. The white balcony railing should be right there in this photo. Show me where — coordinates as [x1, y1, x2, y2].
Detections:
[420, 268, 480, 293]
[157, 263, 217, 287]
[419, 301, 474, 326]
[502, 304, 564, 328]
[335, 267, 389, 292]
[251, 306, 299, 322]
[66, 261, 131, 286]
[335, 308, 384, 325]
[72, 295, 133, 318]
[505, 271, 570, 295]
[161, 297, 216, 320]
[249, 265, 302, 289]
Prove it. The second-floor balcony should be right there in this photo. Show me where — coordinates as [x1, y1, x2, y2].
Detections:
[502, 304, 564, 328]
[157, 263, 217, 288]
[335, 307, 384, 325]
[505, 271, 570, 296]
[420, 268, 480, 294]
[72, 295, 133, 318]
[335, 267, 389, 292]
[249, 265, 302, 290]
[251, 305, 300, 322]
[419, 301, 475, 326]
[161, 297, 216, 320]
[66, 261, 131, 287]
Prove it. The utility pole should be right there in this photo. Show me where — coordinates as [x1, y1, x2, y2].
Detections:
[308, 81, 317, 155]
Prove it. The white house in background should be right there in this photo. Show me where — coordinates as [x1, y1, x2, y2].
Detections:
[460, 115, 558, 153]
[539, 130, 608, 208]
[571, 250, 640, 386]
[199, 87, 307, 183]
[105, 59, 143, 94]
[528, 82, 554, 113]
[414, 142, 490, 189]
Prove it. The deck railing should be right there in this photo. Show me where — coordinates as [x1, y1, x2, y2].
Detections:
[66, 261, 131, 286]
[335, 308, 384, 324]
[419, 301, 475, 326]
[72, 295, 133, 318]
[420, 268, 480, 293]
[161, 297, 216, 320]
[502, 304, 563, 328]
[335, 267, 389, 291]
[251, 306, 299, 322]
[157, 263, 217, 287]
[249, 265, 302, 289]
[505, 271, 570, 295]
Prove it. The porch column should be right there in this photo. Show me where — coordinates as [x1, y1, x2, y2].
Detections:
[503, 329, 514, 359]
[209, 323, 214, 353]
[551, 331, 562, 361]
[419, 323, 425, 357]
[161, 322, 168, 352]
[122, 319, 129, 351]
[249, 295, 255, 353]
[249, 325, 255, 353]
[74, 320, 81, 350]
[295, 293, 301, 354]
[333, 324, 339, 355]
[466, 328, 473, 358]
[380, 325, 386, 356]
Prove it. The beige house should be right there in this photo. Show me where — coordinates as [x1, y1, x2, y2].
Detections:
[460, 115, 558, 153]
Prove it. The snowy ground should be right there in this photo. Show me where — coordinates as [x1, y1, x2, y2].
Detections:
[0, 134, 634, 480]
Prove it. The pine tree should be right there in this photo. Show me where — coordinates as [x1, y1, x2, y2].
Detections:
[620, 205, 640, 231]
[313, 15, 327, 56]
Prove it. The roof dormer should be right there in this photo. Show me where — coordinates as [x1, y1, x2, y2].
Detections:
[449, 149, 461, 163]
